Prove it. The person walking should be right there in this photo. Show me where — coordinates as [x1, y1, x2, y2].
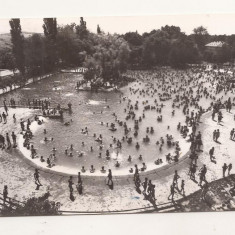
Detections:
[222, 163, 228, 178]
[198, 165, 207, 186]
[200, 182, 209, 201]
[77, 172, 82, 184]
[3, 98, 8, 116]
[189, 163, 197, 180]
[150, 184, 156, 201]
[201, 165, 207, 182]
[13, 114, 16, 124]
[76, 172, 83, 195]
[209, 147, 215, 162]
[133, 164, 139, 182]
[6, 133, 11, 149]
[173, 170, 180, 188]
[34, 169, 43, 189]
[107, 169, 113, 186]
[134, 173, 141, 189]
[2, 112, 7, 124]
[213, 130, 217, 141]
[68, 176, 74, 192]
[11, 132, 17, 148]
[20, 119, 25, 132]
[215, 129, 220, 142]
[180, 180, 185, 196]
[3, 185, 8, 204]
[168, 183, 176, 201]
[228, 163, 232, 176]
[142, 177, 148, 195]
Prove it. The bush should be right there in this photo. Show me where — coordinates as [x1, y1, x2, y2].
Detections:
[0, 192, 61, 216]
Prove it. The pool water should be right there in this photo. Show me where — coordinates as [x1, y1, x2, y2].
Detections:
[1, 70, 234, 175]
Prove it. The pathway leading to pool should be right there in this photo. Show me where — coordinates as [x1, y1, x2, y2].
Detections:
[0, 107, 235, 212]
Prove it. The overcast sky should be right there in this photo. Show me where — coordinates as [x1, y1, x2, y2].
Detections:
[0, 14, 235, 35]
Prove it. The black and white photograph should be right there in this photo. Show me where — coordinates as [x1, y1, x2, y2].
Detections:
[1, 4, 235, 226]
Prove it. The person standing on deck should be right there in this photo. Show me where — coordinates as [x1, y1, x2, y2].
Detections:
[3, 185, 8, 204]
[3, 98, 8, 116]
[11, 132, 17, 148]
[228, 163, 232, 176]
[168, 183, 176, 201]
[142, 177, 148, 195]
[2, 112, 7, 124]
[13, 114, 16, 123]
[173, 170, 180, 188]
[6, 133, 11, 149]
[107, 169, 113, 187]
[222, 163, 228, 178]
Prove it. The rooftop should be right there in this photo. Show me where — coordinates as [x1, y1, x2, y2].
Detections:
[205, 41, 225, 47]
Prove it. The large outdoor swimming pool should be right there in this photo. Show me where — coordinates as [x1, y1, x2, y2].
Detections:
[1, 71, 219, 175]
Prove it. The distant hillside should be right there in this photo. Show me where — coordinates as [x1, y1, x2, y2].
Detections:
[0, 33, 12, 50]
[0, 32, 42, 51]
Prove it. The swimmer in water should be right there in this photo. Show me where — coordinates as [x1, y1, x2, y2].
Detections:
[115, 161, 120, 167]
[90, 165, 95, 173]
[81, 166, 86, 173]
[141, 162, 147, 171]
[78, 152, 83, 157]
[100, 166, 106, 173]
[40, 156, 45, 162]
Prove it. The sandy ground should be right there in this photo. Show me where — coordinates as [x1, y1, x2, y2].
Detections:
[0, 107, 235, 212]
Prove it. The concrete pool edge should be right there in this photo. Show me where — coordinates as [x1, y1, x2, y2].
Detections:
[15, 108, 208, 180]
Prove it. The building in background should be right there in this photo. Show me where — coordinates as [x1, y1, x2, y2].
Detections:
[205, 41, 231, 63]
[0, 69, 19, 81]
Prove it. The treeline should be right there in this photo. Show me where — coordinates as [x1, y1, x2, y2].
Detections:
[1, 17, 235, 84]
[123, 25, 235, 68]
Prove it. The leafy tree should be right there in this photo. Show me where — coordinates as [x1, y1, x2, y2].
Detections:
[0, 48, 16, 71]
[24, 34, 44, 76]
[83, 34, 130, 84]
[57, 24, 84, 67]
[168, 36, 199, 68]
[9, 18, 25, 75]
[142, 30, 170, 66]
[123, 31, 143, 46]
[192, 26, 209, 52]
[161, 25, 182, 39]
[193, 26, 208, 35]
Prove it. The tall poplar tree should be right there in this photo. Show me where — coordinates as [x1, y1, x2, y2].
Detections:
[97, 25, 101, 34]
[9, 18, 25, 75]
[42, 18, 58, 71]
